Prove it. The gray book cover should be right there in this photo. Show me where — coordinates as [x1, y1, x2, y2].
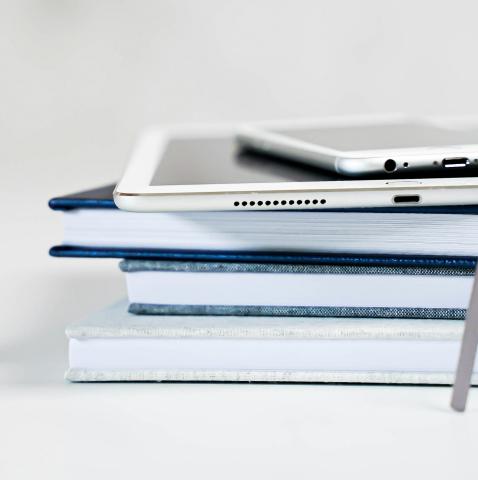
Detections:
[120, 260, 472, 320]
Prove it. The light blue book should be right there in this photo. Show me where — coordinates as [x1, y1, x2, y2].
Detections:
[66, 300, 478, 384]
[120, 260, 474, 320]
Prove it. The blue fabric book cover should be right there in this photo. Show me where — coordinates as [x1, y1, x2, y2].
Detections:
[49, 183, 478, 268]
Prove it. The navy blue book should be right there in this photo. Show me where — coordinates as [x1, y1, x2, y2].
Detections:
[49, 184, 478, 268]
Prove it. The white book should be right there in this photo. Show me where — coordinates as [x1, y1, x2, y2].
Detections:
[66, 300, 478, 384]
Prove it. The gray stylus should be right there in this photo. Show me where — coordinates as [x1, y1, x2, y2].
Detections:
[451, 268, 478, 411]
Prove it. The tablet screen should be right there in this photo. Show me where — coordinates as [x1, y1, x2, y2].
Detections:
[150, 136, 477, 186]
[150, 137, 342, 185]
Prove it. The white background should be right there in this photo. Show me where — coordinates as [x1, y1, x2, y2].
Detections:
[2, 1, 478, 479]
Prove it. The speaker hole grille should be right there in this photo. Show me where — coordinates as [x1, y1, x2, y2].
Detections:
[233, 198, 327, 208]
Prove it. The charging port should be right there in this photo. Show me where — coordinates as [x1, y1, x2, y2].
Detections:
[393, 195, 421, 204]
[442, 157, 470, 168]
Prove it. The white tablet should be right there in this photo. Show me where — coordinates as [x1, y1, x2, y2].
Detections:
[114, 119, 478, 212]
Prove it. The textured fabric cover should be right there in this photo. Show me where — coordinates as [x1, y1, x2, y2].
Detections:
[65, 369, 478, 385]
[119, 259, 474, 276]
[66, 300, 465, 341]
[50, 245, 478, 268]
[128, 303, 466, 320]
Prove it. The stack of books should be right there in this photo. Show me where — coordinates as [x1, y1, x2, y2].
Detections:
[50, 184, 478, 384]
